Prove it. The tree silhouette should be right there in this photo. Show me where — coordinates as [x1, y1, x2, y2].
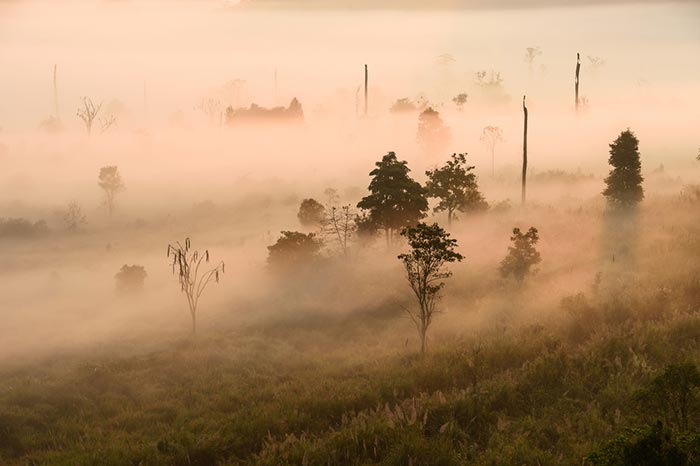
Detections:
[398, 222, 463, 354]
[98, 166, 125, 217]
[76, 97, 102, 135]
[357, 152, 428, 246]
[62, 202, 87, 232]
[499, 227, 541, 282]
[267, 231, 322, 273]
[425, 153, 487, 227]
[480, 126, 504, 178]
[167, 238, 225, 334]
[417, 108, 451, 156]
[297, 198, 325, 228]
[603, 129, 644, 208]
[114, 265, 147, 294]
[322, 205, 356, 259]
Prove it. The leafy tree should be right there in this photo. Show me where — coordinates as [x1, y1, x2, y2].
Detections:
[62, 201, 87, 232]
[499, 227, 541, 282]
[603, 129, 644, 208]
[114, 265, 147, 294]
[98, 166, 125, 217]
[167, 238, 225, 334]
[425, 153, 487, 227]
[637, 363, 700, 432]
[452, 93, 468, 110]
[297, 198, 325, 228]
[267, 231, 322, 272]
[417, 108, 451, 155]
[357, 152, 428, 245]
[398, 222, 463, 354]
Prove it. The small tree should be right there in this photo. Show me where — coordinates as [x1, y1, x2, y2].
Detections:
[452, 93, 468, 110]
[76, 97, 102, 135]
[167, 238, 225, 334]
[417, 107, 451, 156]
[425, 153, 487, 227]
[603, 129, 644, 208]
[297, 198, 325, 228]
[62, 202, 87, 232]
[524, 46, 542, 74]
[114, 265, 147, 294]
[98, 166, 125, 217]
[322, 205, 356, 259]
[499, 227, 541, 282]
[480, 126, 504, 178]
[398, 223, 463, 354]
[267, 231, 322, 272]
[357, 152, 428, 246]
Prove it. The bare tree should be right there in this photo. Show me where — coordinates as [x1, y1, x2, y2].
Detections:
[167, 238, 225, 334]
[322, 205, 356, 259]
[364, 64, 368, 117]
[76, 97, 102, 135]
[98, 166, 125, 217]
[522, 96, 528, 205]
[575, 52, 581, 112]
[100, 114, 116, 133]
[480, 126, 504, 178]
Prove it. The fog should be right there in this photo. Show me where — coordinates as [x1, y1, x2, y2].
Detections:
[0, 0, 699, 366]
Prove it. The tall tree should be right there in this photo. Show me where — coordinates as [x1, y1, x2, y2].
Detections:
[522, 96, 528, 205]
[417, 107, 451, 156]
[98, 166, 125, 217]
[603, 129, 644, 208]
[398, 222, 463, 354]
[499, 227, 541, 282]
[425, 153, 487, 227]
[480, 126, 504, 178]
[357, 152, 428, 245]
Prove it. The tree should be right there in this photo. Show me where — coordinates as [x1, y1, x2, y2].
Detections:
[322, 205, 356, 259]
[114, 265, 147, 294]
[452, 93, 468, 110]
[62, 202, 87, 232]
[297, 198, 325, 228]
[267, 231, 322, 272]
[398, 223, 463, 354]
[167, 238, 225, 334]
[603, 129, 644, 208]
[480, 126, 503, 178]
[637, 363, 700, 432]
[76, 97, 102, 135]
[499, 227, 541, 282]
[98, 166, 125, 217]
[522, 96, 528, 205]
[357, 152, 428, 245]
[524, 46, 542, 74]
[417, 108, 451, 155]
[425, 153, 487, 227]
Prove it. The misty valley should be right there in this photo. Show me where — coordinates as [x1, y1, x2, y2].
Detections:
[1, 1, 700, 465]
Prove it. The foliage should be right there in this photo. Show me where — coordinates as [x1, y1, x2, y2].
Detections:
[390, 98, 418, 113]
[98, 166, 125, 217]
[357, 152, 428, 243]
[425, 153, 487, 226]
[167, 238, 225, 333]
[114, 265, 147, 294]
[417, 108, 451, 155]
[267, 231, 322, 272]
[603, 129, 644, 208]
[297, 198, 325, 228]
[636, 363, 700, 432]
[225, 98, 303, 125]
[499, 227, 541, 282]
[398, 223, 463, 354]
[452, 93, 468, 109]
[0, 218, 48, 238]
[61, 202, 87, 232]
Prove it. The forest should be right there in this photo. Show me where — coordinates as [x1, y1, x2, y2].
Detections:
[1, 1, 699, 465]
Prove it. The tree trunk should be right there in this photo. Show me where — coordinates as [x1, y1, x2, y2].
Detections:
[53, 64, 59, 121]
[447, 209, 453, 228]
[364, 64, 368, 117]
[420, 326, 427, 355]
[575, 52, 581, 112]
[522, 95, 528, 206]
[190, 310, 197, 334]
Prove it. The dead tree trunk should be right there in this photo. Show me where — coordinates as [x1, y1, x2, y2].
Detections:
[364, 64, 368, 117]
[53, 64, 59, 121]
[575, 52, 581, 112]
[522, 95, 528, 206]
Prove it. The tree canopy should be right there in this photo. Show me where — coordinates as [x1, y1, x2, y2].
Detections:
[425, 153, 487, 226]
[603, 129, 644, 208]
[357, 152, 428, 243]
[499, 227, 541, 282]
